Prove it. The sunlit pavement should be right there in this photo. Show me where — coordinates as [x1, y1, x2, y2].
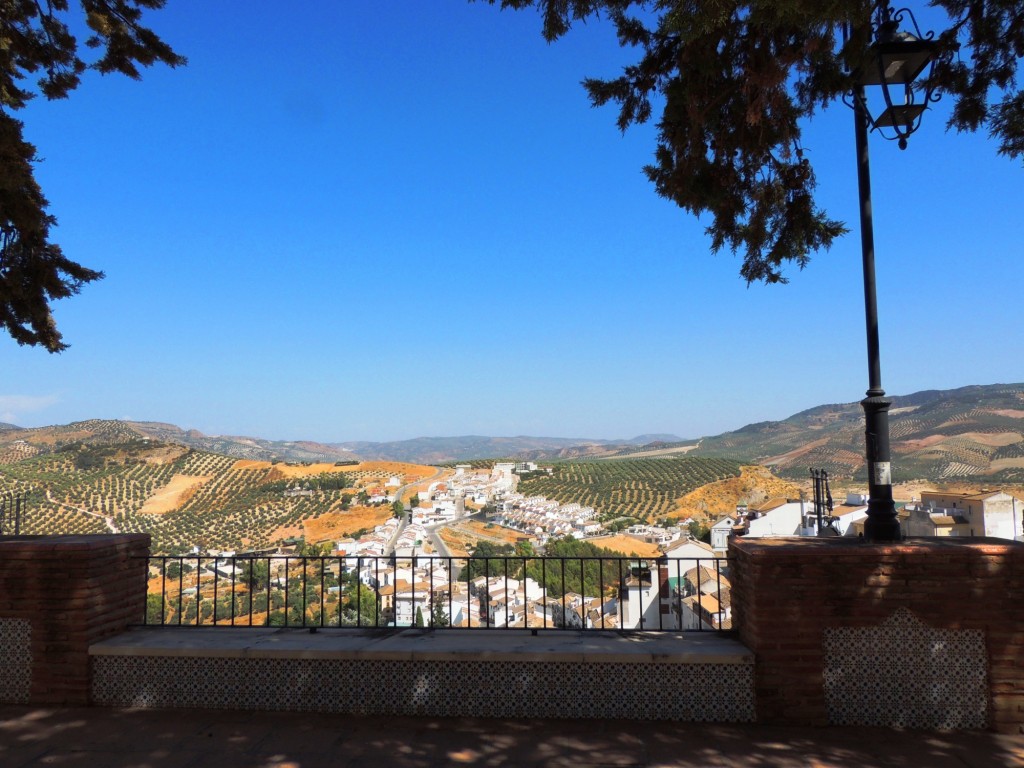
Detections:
[2, 705, 1024, 767]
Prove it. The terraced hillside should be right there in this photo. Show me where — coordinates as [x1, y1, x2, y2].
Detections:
[0, 441, 434, 553]
[692, 383, 1024, 482]
[516, 456, 743, 526]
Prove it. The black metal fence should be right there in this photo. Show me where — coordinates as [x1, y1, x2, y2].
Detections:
[139, 553, 733, 633]
[0, 493, 25, 536]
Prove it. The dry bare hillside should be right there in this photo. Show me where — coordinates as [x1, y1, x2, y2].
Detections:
[675, 466, 803, 521]
[693, 383, 1024, 483]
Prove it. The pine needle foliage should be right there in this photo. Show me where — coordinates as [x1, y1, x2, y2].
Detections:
[481, 0, 1023, 282]
[1, 1, 184, 351]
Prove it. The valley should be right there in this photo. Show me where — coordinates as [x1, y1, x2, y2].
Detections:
[3, 383, 1023, 553]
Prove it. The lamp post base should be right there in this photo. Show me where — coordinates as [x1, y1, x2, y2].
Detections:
[864, 501, 902, 540]
[861, 393, 901, 541]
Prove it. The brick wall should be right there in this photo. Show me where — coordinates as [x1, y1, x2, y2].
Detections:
[729, 537, 1024, 733]
[0, 534, 150, 705]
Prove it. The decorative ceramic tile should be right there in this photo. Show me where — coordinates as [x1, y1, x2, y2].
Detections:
[0, 618, 31, 704]
[824, 608, 988, 729]
[92, 655, 754, 722]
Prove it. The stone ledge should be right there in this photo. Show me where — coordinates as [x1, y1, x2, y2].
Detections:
[731, 536, 1024, 557]
[90, 627, 754, 665]
[0, 534, 150, 554]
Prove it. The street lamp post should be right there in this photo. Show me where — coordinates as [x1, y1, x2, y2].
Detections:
[854, 75, 900, 540]
[847, 3, 938, 541]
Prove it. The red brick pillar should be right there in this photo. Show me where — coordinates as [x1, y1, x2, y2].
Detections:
[0, 534, 150, 705]
[729, 537, 1024, 733]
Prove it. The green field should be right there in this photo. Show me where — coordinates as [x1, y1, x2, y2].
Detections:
[516, 456, 743, 525]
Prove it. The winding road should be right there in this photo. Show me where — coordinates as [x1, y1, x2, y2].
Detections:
[44, 489, 119, 533]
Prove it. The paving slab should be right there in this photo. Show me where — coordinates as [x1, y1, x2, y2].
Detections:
[3, 707, 1024, 768]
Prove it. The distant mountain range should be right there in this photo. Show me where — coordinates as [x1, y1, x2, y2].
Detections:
[0, 420, 360, 465]
[331, 434, 684, 465]
[0, 421, 683, 467]
[0, 417, 688, 466]
[1, 383, 1022, 482]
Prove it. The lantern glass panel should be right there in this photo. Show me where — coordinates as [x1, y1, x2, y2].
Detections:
[860, 39, 935, 86]
[873, 103, 926, 129]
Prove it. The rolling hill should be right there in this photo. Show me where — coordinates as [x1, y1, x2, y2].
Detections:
[0, 419, 359, 465]
[0, 437, 435, 553]
[689, 383, 1024, 482]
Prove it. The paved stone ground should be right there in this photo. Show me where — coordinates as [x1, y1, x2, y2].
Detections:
[2, 706, 1024, 767]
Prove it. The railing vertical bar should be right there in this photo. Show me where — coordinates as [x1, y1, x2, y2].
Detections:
[357, 556, 363, 628]
[485, 558, 491, 629]
[695, 559, 704, 632]
[371, 556, 378, 627]
[212, 557, 219, 626]
[265, 556, 272, 627]
[246, 558, 253, 626]
[523, 555, 529, 629]
[671, 561, 679, 630]
[156, 556, 165, 626]
[578, 557, 584, 628]
[716, 557, 724, 632]
[503, 556, 509, 629]
[176, 557, 184, 626]
[227, 561, 234, 626]
[319, 556, 325, 627]
[301, 558, 308, 627]
[560, 558, 566, 629]
[336, 556, 343, 627]
[195, 556, 202, 626]
[283, 557, 290, 627]
[191, 558, 201, 625]
[658, 558, 664, 631]
[542, 558, 547, 629]
[342, 557, 348, 628]
[617, 559, 624, 628]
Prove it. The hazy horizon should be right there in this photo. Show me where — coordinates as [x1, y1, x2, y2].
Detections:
[7, 381, 1023, 447]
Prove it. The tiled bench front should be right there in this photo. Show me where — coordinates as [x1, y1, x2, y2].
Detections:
[91, 628, 755, 721]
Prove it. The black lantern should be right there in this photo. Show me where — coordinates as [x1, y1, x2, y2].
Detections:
[855, 5, 939, 148]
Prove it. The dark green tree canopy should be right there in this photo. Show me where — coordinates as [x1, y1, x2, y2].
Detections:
[482, 0, 1023, 282]
[1, 0, 183, 351]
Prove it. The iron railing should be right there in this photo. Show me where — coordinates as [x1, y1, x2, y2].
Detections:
[139, 553, 733, 633]
[0, 493, 25, 536]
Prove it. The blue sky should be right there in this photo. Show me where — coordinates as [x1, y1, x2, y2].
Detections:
[3, 1, 1021, 443]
